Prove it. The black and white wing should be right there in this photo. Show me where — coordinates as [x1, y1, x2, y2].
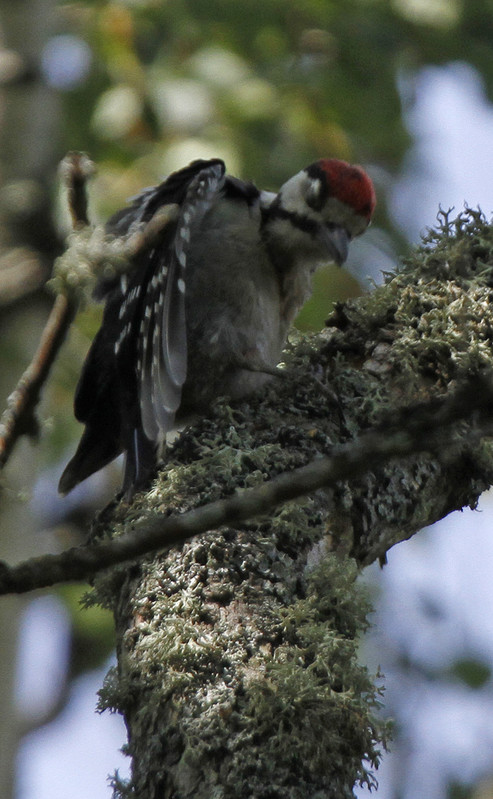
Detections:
[136, 161, 226, 443]
[59, 159, 226, 496]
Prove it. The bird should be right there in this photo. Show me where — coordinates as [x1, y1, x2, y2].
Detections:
[59, 157, 376, 497]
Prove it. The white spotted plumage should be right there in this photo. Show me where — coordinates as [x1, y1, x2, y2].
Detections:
[138, 162, 226, 442]
[60, 157, 375, 497]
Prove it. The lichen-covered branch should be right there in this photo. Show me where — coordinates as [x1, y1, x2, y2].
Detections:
[0, 375, 492, 595]
[89, 208, 493, 798]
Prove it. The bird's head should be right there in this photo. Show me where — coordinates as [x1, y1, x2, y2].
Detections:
[269, 158, 376, 266]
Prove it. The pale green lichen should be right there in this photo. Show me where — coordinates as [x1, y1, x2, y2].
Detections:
[237, 556, 388, 796]
[50, 225, 138, 305]
[92, 208, 493, 798]
[99, 513, 387, 799]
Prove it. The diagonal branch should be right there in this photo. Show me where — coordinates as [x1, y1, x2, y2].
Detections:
[0, 293, 77, 469]
[0, 154, 178, 472]
[0, 153, 93, 470]
[0, 375, 491, 595]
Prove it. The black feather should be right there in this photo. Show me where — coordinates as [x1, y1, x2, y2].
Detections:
[60, 159, 227, 496]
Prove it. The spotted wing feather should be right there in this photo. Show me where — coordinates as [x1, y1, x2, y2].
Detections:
[138, 162, 226, 442]
[59, 160, 226, 496]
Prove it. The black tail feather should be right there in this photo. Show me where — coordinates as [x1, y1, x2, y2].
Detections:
[58, 423, 122, 495]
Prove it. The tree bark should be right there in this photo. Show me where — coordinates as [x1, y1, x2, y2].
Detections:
[94, 209, 493, 798]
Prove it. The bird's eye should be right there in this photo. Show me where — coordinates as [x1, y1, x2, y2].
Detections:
[305, 178, 324, 212]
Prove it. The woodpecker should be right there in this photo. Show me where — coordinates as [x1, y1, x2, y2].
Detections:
[59, 157, 375, 496]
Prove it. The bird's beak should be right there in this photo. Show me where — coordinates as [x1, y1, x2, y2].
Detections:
[318, 225, 349, 266]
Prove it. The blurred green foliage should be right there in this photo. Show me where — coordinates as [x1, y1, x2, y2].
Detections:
[60, 584, 116, 672]
[450, 657, 492, 690]
[60, 0, 407, 221]
[52, 0, 493, 227]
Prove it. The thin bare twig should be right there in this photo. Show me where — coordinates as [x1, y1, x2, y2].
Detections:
[0, 293, 77, 468]
[0, 153, 181, 472]
[0, 376, 491, 595]
[59, 151, 94, 228]
[0, 153, 93, 470]
[125, 204, 180, 256]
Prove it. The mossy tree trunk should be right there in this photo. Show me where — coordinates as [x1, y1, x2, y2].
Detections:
[94, 210, 493, 798]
